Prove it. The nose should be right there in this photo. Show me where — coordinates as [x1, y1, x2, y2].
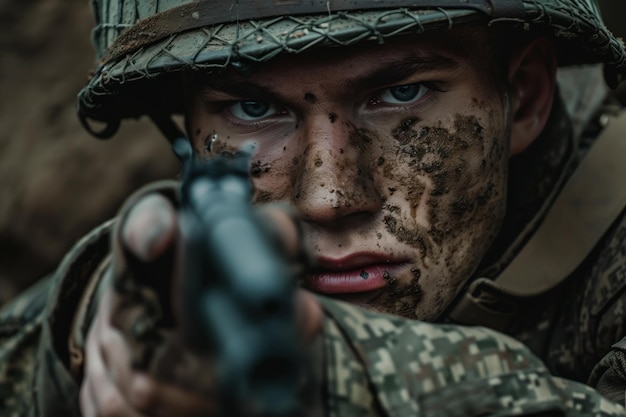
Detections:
[291, 114, 382, 228]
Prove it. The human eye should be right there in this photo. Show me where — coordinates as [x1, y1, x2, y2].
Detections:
[377, 83, 431, 105]
[228, 100, 284, 121]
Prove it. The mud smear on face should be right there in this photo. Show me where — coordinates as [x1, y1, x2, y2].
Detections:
[348, 122, 374, 154]
[369, 113, 507, 319]
[303, 92, 317, 103]
[254, 190, 274, 203]
[383, 211, 429, 256]
[384, 112, 506, 278]
[250, 159, 275, 203]
[288, 125, 382, 212]
[335, 123, 428, 318]
[251, 159, 272, 177]
[207, 136, 239, 157]
[201, 135, 277, 204]
[367, 268, 423, 319]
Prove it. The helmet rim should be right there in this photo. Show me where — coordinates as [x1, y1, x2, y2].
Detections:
[77, 1, 626, 138]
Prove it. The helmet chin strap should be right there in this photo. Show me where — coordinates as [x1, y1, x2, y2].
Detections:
[78, 112, 121, 140]
[77, 110, 184, 144]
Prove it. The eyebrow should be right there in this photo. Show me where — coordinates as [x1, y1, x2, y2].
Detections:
[346, 54, 461, 92]
[200, 79, 278, 100]
[198, 53, 461, 99]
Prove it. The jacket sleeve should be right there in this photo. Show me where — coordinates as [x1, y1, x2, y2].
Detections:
[584, 210, 626, 402]
[319, 297, 626, 417]
[0, 219, 113, 417]
[1, 210, 624, 416]
[589, 337, 626, 405]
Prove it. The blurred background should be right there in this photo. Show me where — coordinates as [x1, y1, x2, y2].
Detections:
[0, 0, 179, 304]
[0, 0, 624, 305]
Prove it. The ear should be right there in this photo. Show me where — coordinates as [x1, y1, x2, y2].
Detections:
[508, 37, 557, 156]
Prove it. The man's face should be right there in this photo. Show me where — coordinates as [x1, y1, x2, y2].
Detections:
[186, 28, 511, 321]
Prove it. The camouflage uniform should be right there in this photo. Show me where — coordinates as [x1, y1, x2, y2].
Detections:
[1, 223, 625, 416]
[466, 68, 626, 384]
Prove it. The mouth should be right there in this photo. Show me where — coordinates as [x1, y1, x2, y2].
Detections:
[303, 253, 408, 295]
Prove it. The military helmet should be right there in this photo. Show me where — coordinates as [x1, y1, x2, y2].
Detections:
[77, 0, 626, 140]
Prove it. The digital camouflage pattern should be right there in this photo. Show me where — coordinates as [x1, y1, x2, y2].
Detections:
[0, 219, 113, 417]
[0, 279, 46, 416]
[510, 209, 626, 383]
[320, 298, 626, 417]
[413, 63, 626, 389]
[1, 234, 626, 416]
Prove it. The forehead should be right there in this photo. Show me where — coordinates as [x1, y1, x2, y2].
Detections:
[196, 25, 495, 87]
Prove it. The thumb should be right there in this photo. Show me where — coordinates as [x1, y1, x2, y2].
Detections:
[297, 290, 324, 343]
[121, 193, 178, 263]
[109, 192, 181, 370]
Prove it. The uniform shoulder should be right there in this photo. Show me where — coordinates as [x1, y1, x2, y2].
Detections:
[319, 297, 626, 417]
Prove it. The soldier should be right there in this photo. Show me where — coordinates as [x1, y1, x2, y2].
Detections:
[1, 0, 626, 416]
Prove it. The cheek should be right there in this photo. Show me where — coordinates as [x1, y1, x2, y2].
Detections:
[429, 115, 507, 246]
[249, 141, 305, 204]
[380, 115, 507, 224]
[380, 112, 508, 263]
[372, 111, 509, 320]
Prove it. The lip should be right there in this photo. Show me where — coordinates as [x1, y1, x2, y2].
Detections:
[304, 253, 407, 294]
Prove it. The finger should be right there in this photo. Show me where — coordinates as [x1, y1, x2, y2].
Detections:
[81, 292, 143, 417]
[79, 371, 98, 417]
[296, 290, 324, 342]
[122, 193, 178, 262]
[81, 355, 143, 417]
[100, 326, 215, 416]
[126, 373, 215, 417]
[96, 289, 215, 417]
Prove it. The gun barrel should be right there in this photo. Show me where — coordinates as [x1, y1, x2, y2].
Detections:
[176, 142, 302, 417]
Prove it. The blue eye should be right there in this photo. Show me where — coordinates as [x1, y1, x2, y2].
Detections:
[229, 101, 280, 120]
[379, 84, 430, 104]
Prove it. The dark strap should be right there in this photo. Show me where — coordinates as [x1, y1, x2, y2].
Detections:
[449, 110, 626, 330]
[106, 0, 524, 62]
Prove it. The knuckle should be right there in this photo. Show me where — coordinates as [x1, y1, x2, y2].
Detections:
[128, 375, 161, 412]
[79, 383, 92, 416]
[96, 386, 126, 417]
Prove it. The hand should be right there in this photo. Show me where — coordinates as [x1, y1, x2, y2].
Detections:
[80, 193, 322, 417]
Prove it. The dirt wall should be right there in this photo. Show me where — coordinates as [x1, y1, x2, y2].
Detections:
[0, 0, 178, 304]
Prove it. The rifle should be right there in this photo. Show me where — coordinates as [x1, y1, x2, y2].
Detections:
[172, 138, 303, 417]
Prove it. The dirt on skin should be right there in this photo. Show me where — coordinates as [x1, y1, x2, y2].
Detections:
[366, 112, 506, 318]
[235, 107, 506, 319]
[243, 110, 498, 318]
[389, 113, 503, 247]
[0, 0, 179, 305]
